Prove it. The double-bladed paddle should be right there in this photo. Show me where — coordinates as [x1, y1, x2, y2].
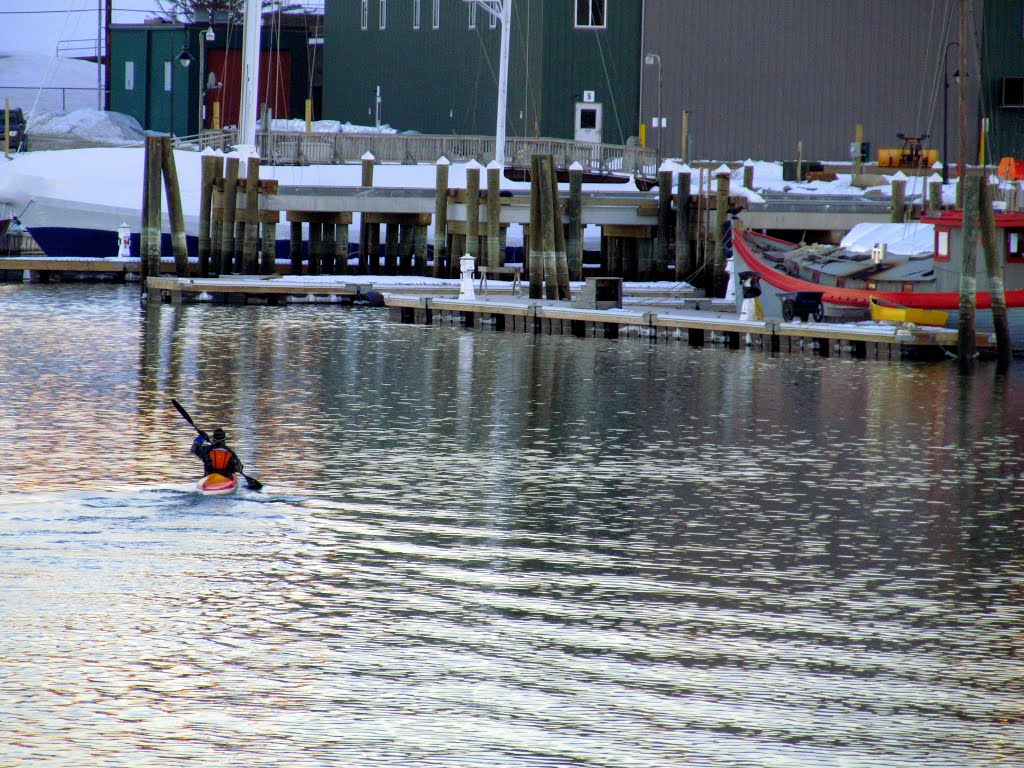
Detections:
[171, 398, 263, 491]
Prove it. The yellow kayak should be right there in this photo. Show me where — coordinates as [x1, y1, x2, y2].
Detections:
[197, 472, 240, 496]
[869, 296, 949, 327]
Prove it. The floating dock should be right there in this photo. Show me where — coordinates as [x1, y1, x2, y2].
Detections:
[144, 273, 992, 362]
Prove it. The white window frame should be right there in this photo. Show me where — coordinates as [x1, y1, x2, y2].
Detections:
[468, 2, 476, 29]
[490, 8, 497, 28]
[413, 0, 421, 29]
[379, 0, 387, 30]
[432, 0, 440, 29]
[575, 0, 607, 29]
[361, 0, 368, 30]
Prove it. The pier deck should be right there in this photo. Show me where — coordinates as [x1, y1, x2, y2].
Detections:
[145, 274, 990, 362]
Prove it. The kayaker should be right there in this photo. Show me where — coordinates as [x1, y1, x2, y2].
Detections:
[191, 427, 244, 477]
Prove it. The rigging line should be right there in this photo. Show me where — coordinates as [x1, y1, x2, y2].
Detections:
[968, 1, 995, 165]
[913, 0, 947, 148]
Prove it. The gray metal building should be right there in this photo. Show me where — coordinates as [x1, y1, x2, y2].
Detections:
[640, 0, 981, 163]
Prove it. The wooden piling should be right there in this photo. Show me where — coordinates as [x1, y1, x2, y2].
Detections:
[890, 175, 907, 223]
[675, 171, 692, 282]
[159, 137, 189, 277]
[742, 161, 754, 190]
[537, 156, 559, 300]
[141, 135, 163, 288]
[384, 222, 399, 274]
[242, 156, 260, 274]
[654, 168, 672, 278]
[432, 157, 450, 278]
[261, 219, 277, 274]
[221, 157, 239, 274]
[466, 161, 481, 261]
[308, 220, 323, 275]
[928, 176, 943, 213]
[360, 152, 376, 273]
[337, 221, 351, 273]
[528, 155, 544, 299]
[979, 178, 1012, 371]
[713, 167, 730, 297]
[549, 156, 571, 299]
[957, 172, 980, 371]
[289, 220, 303, 274]
[210, 159, 224, 275]
[486, 161, 502, 268]
[198, 154, 218, 277]
[566, 163, 583, 281]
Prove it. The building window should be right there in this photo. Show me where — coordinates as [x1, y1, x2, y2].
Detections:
[125, 61, 135, 90]
[361, 0, 368, 30]
[379, 0, 387, 30]
[413, 0, 421, 29]
[1006, 229, 1024, 262]
[575, 0, 606, 28]
[433, 0, 440, 29]
[469, 2, 476, 29]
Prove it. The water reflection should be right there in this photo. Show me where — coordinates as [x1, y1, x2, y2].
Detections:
[0, 284, 1022, 766]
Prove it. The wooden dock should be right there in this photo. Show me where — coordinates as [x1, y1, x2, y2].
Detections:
[143, 273, 991, 361]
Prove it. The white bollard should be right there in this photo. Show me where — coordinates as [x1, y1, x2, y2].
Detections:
[459, 254, 476, 300]
[116, 223, 132, 258]
[724, 256, 736, 302]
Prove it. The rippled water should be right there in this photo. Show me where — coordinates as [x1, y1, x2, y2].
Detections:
[1, 283, 1022, 767]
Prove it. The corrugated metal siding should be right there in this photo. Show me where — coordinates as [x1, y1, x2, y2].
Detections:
[642, 0, 979, 162]
[983, 0, 1024, 160]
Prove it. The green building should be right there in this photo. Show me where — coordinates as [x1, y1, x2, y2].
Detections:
[322, 0, 642, 145]
[110, 20, 319, 137]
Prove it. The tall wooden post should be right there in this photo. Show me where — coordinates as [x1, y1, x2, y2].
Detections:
[360, 152, 376, 273]
[549, 155, 571, 299]
[242, 156, 260, 273]
[655, 167, 673, 278]
[742, 161, 754, 190]
[466, 161, 481, 261]
[289, 219, 303, 275]
[159, 137, 189, 278]
[210, 160, 224, 275]
[713, 166, 730, 297]
[928, 175, 944, 213]
[198, 154, 217, 277]
[528, 154, 544, 299]
[486, 161, 502, 268]
[890, 174, 907, 223]
[957, 172, 980, 371]
[337, 219, 351, 273]
[221, 157, 239, 273]
[566, 163, 583, 281]
[853, 123, 864, 177]
[979, 179, 1012, 371]
[141, 134, 163, 290]
[537, 155, 558, 300]
[675, 171, 692, 282]
[384, 222, 399, 274]
[432, 157, 450, 278]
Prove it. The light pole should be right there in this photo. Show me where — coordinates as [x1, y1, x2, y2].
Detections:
[644, 52, 662, 159]
[172, 43, 194, 137]
[942, 41, 959, 184]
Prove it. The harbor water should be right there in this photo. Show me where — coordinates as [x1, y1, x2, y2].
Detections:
[0, 283, 1022, 767]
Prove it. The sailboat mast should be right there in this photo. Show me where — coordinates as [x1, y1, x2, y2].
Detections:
[238, 0, 262, 149]
[495, 0, 511, 167]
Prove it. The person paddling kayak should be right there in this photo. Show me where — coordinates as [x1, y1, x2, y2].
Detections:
[191, 427, 244, 477]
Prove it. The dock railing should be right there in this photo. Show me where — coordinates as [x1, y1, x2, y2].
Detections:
[178, 129, 658, 179]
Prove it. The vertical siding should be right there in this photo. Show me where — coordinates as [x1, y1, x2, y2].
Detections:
[643, 0, 979, 162]
[983, 0, 1024, 159]
[323, 0, 641, 144]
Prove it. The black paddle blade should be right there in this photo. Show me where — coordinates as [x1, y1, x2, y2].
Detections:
[242, 473, 263, 491]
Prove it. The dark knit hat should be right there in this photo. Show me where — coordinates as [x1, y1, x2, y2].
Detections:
[212, 428, 226, 442]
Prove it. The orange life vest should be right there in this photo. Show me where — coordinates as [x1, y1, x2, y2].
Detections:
[208, 447, 234, 472]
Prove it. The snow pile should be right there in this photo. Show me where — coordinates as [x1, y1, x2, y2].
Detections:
[27, 110, 145, 144]
[264, 118, 399, 134]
